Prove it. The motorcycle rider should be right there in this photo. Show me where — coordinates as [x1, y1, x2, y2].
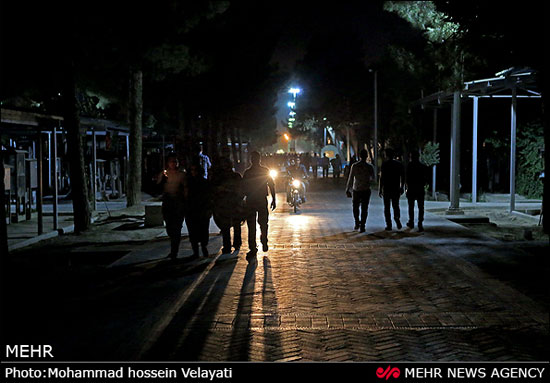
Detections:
[286, 158, 308, 203]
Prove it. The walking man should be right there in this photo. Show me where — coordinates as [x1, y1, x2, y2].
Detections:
[406, 150, 429, 232]
[157, 153, 186, 259]
[346, 149, 374, 232]
[243, 151, 276, 260]
[193, 144, 211, 179]
[331, 154, 342, 182]
[211, 157, 244, 254]
[312, 153, 319, 178]
[185, 161, 212, 258]
[321, 153, 330, 178]
[379, 148, 405, 231]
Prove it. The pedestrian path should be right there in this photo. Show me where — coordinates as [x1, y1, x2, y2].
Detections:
[4, 188, 547, 362]
[136, 190, 547, 361]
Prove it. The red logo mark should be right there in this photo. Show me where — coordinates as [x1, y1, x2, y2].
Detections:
[376, 366, 401, 380]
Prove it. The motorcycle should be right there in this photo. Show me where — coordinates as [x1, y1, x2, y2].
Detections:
[288, 178, 302, 213]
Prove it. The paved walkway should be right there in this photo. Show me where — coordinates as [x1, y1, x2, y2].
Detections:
[2, 186, 548, 361]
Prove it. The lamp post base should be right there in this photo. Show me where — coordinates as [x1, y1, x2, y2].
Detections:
[446, 207, 464, 215]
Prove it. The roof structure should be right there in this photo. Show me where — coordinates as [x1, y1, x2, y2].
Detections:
[0, 108, 129, 135]
[414, 67, 541, 108]
[412, 67, 542, 213]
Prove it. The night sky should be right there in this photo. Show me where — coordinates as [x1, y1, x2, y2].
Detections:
[1, 1, 544, 129]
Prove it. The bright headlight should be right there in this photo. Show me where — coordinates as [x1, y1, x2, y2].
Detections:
[269, 169, 278, 179]
[292, 179, 301, 188]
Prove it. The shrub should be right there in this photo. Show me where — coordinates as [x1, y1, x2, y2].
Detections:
[516, 121, 544, 199]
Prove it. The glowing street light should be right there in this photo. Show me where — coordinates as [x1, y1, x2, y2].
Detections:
[288, 88, 301, 98]
[286, 86, 300, 153]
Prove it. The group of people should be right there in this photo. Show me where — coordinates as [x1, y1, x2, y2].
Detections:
[158, 145, 428, 262]
[157, 150, 276, 262]
[261, 152, 343, 179]
[346, 148, 429, 232]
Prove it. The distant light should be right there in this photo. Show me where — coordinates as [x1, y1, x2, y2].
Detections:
[289, 111, 296, 116]
[288, 88, 301, 97]
[283, 133, 290, 141]
[287, 102, 295, 108]
[276, 149, 285, 154]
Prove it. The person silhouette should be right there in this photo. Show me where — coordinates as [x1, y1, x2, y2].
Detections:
[379, 148, 405, 231]
[331, 154, 342, 181]
[242, 151, 276, 260]
[406, 150, 429, 232]
[345, 149, 375, 232]
[157, 153, 186, 259]
[321, 153, 330, 178]
[211, 157, 244, 254]
[185, 161, 212, 258]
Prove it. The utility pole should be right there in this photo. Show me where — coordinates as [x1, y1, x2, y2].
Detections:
[370, 69, 379, 179]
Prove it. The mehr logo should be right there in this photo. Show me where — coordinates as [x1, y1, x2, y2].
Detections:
[377, 366, 401, 380]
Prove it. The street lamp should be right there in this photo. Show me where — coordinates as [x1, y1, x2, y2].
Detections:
[287, 87, 301, 152]
[288, 88, 301, 98]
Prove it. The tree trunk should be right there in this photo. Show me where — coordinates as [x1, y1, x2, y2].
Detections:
[63, 60, 91, 232]
[126, 68, 143, 207]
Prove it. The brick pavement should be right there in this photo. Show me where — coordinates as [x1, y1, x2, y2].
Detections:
[4, 183, 547, 362]
[138, 186, 548, 361]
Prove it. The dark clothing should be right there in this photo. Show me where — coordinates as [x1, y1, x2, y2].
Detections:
[242, 164, 275, 204]
[352, 190, 371, 228]
[321, 157, 330, 178]
[162, 195, 185, 255]
[406, 160, 429, 225]
[346, 160, 374, 229]
[187, 215, 210, 253]
[211, 168, 244, 252]
[159, 169, 186, 256]
[246, 198, 269, 250]
[383, 192, 401, 227]
[407, 196, 424, 224]
[406, 160, 429, 195]
[380, 159, 405, 194]
[312, 157, 318, 178]
[380, 159, 405, 228]
[330, 157, 342, 178]
[185, 175, 212, 250]
[243, 164, 275, 250]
